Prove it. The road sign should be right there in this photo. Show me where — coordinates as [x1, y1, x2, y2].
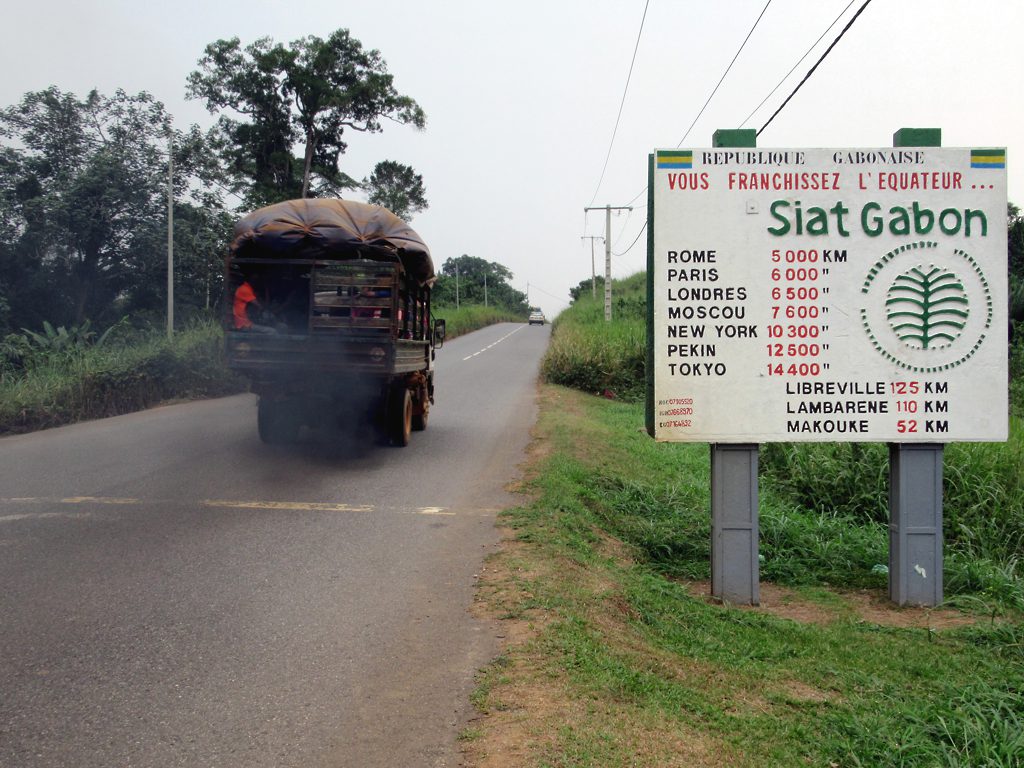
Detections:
[649, 147, 1008, 442]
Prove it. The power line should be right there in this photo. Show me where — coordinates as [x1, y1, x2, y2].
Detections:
[757, 0, 874, 137]
[529, 283, 570, 305]
[739, 0, 856, 129]
[587, 0, 651, 209]
[624, 0, 774, 208]
[674, 0, 773, 148]
[613, 221, 647, 257]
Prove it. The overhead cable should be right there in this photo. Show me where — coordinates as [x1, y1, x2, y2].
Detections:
[624, 0, 774, 208]
[757, 0, 874, 137]
[613, 221, 648, 257]
[674, 0, 773, 148]
[587, 0, 651, 209]
[739, 0, 856, 128]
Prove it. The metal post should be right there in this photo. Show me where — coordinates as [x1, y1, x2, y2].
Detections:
[708, 128, 760, 604]
[711, 444, 760, 604]
[889, 127, 944, 606]
[889, 443, 944, 606]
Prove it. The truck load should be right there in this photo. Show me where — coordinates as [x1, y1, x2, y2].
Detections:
[224, 198, 445, 446]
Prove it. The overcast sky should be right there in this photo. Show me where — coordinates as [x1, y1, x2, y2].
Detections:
[2, 0, 1021, 318]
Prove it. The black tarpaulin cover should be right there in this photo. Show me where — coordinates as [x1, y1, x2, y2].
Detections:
[231, 198, 434, 284]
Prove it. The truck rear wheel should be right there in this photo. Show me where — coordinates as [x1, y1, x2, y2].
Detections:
[412, 407, 428, 431]
[388, 386, 412, 446]
[258, 398, 301, 444]
[412, 391, 429, 432]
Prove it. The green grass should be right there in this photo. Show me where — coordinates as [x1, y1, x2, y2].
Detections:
[473, 275, 1024, 764]
[433, 303, 525, 340]
[0, 319, 244, 434]
[473, 386, 1024, 766]
[541, 274, 646, 401]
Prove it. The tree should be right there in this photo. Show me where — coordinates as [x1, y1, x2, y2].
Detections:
[364, 160, 427, 220]
[0, 87, 227, 330]
[1010, 203, 1024, 325]
[569, 276, 605, 302]
[187, 30, 425, 206]
[432, 255, 529, 314]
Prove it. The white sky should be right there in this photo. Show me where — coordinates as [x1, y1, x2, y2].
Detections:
[2, 0, 1021, 319]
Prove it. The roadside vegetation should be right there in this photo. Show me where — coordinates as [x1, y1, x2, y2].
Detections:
[434, 304, 529, 340]
[0, 292, 528, 437]
[0, 318, 243, 435]
[465, 267, 1024, 765]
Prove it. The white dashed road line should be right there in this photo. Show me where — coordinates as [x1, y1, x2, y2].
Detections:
[462, 325, 525, 361]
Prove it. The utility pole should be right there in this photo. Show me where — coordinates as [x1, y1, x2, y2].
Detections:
[455, 261, 460, 310]
[580, 236, 603, 300]
[167, 130, 174, 339]
[484, 271, 488, 307]
[584, 204, 632, 321]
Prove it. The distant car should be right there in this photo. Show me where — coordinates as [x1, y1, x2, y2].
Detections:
[528, 311, 545, 325]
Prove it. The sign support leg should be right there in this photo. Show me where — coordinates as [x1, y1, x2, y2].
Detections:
[889, 127, 945, 607]
[707, 128, 762, 606]
[888, 444, 944, 606]
[711, 444, 760, 605]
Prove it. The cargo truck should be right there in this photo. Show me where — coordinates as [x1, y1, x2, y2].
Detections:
[224, 198, 444, 446]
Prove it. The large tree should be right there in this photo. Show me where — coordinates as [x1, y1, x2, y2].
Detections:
[0, 87, 227, 331]
[364, 160, 427, 220]
[187, 30, 425, 206]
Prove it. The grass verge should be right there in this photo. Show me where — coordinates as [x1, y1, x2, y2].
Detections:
[464, 385, 1024, 767]
[0, 320, 245, 435]
[435, 304, 526, 340]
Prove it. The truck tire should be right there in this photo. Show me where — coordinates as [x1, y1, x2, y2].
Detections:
[412, 391, 429, 432]
[388, 386, 412, 446]
[412, 405, 428, 432]
[258, 398, 300, 444]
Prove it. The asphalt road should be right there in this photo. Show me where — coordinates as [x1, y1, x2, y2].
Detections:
[0, 321, 551, 768]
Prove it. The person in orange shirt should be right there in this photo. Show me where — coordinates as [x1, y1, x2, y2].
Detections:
[233, 279, 276, 333]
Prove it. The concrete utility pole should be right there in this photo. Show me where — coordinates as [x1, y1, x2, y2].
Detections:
[584, 205, 632, 321]
[581, 236, 604, 300]
[167, 131, 174, 339]
[455, 261, 460, 310]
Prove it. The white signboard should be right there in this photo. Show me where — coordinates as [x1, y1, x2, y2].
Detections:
[650, 147, 1008, 442]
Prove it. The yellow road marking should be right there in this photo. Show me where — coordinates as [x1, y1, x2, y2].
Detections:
[61, 496, 140, 505]
[1, 497, 468, 518]
[201, 500, 374, 513]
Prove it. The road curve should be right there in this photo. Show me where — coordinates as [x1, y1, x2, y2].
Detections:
[0, 321, 551, 768]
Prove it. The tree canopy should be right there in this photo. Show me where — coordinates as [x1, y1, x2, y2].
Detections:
[432, 255, 529, 314]
[0, 87, 228, 332]
[187, 29, 426, 207]
[364, 160, 428, 221]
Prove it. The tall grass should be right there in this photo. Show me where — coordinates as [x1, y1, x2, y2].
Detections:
[433, 303, 524, 339]
[0, 319, 243, 434]
[541, 273, 646, 400]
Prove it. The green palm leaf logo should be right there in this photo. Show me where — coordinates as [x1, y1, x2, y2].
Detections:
[885, 265, 969, 350]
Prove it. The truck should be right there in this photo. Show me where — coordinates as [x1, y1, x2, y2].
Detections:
[224, 198, 445, 446]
